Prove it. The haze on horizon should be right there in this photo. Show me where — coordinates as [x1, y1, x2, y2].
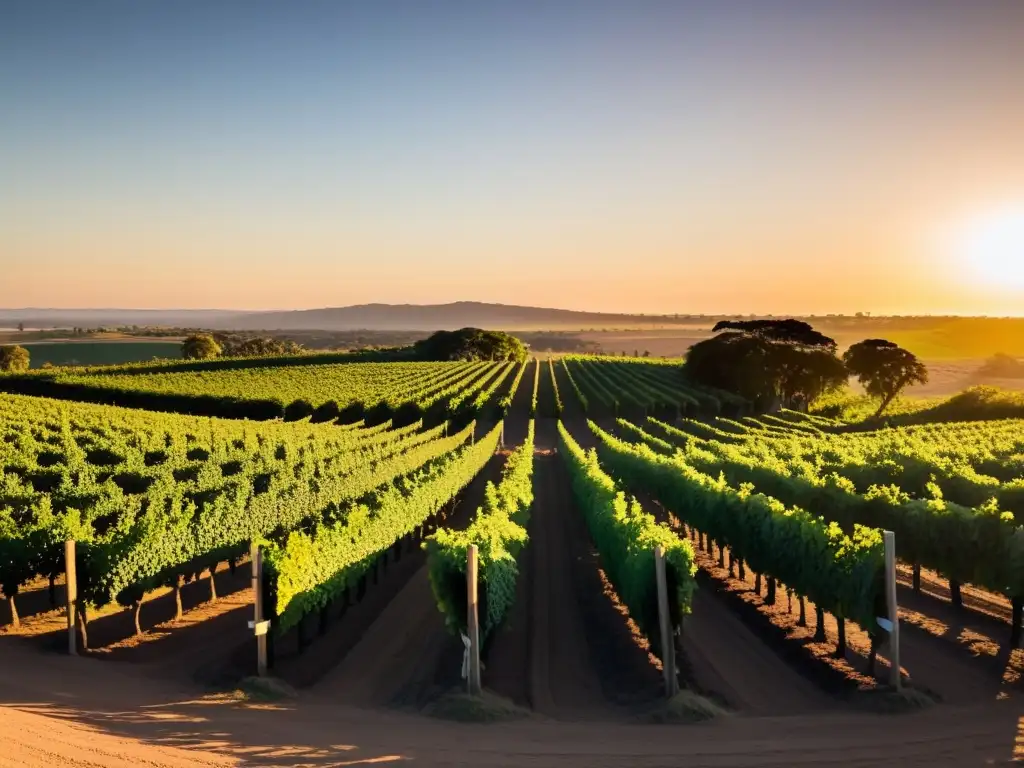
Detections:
[2, 1, 1023, 317]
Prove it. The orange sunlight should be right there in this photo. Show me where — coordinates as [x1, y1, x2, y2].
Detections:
[952, 203, 1024, 291]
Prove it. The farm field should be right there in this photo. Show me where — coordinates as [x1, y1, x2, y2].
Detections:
[579, 317, 1024, 361]
[19, 340, 182, 368]
[0, 356, 1022, 766]
[0, 359, 525, 423]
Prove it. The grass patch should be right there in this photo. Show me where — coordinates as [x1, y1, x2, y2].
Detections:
[422, 688, 532, 723]
[848, 684, 936, 714]
[235, 676, 298, 702]
[638, 690, 731, 724]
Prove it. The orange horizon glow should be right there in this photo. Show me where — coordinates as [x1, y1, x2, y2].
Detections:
[3, 4, 1023, 317]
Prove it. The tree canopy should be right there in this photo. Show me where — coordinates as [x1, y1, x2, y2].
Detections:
[413, 328, 528, 362]
[181, 334, 222, 360]
[843, 338, 928, 417]
[0, 345, 30, 373]
[684, 319, 847, 410]
[214, 334, 305, 358]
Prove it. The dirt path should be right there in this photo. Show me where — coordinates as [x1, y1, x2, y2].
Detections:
[3, 372, 1023, 764]
[309, 551, 462, 708]
[484, 419, 665, 720]
[309, 360, 539, 707]
[0, 636, 1021, 767]
[606, 416, 1021, 706]
[311, 451, 509, 707]
[683, 587, 835, 715]
[501, 359, 535, 447]
[895, 570, 1023, 694]
[1, 705, 235, 768]
[579, 422, 836, 716]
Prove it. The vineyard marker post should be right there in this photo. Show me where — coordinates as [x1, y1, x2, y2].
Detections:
[467, 544, 482, 696]
[65, 540, 77, 656]
[250, 542, 269, 677]
[654, 545, 678, 697]
[883, 531, 901, 690]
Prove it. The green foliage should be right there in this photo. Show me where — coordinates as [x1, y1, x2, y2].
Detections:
[560, 359, 590, 412]
[561, 355, 741, 416]
[557, 423, 696, 656]
[264, 423, 503, 633]
[215, 334, 306, 358]
[639, 415, 1024, 602]
[530, 359, 540, 416]
[843, 339, 928, 417]
[413, 328, 528, 362]
[496, 361, 528, 416]
[0, 360, 512, 423]
[0, 393, 474, 609]
[814, 385, 1024, 426]
[0, 345, 30, 373]
[684, 319, 846, 410]
[425, 421, 535, 643]
[548, 359, 563, 415]
[588, 421, 886, 632]
[181, 334, 222, 360]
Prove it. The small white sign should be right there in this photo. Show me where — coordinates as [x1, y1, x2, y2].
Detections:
[248, 619, 272, 637]
[876, 617, 894, 632]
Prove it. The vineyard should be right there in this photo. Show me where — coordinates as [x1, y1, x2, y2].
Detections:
[0, 360, 522, 423]
[1, 354, 1021, 764]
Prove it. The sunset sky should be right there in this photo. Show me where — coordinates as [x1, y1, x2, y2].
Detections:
[2, 1, 1023, 315]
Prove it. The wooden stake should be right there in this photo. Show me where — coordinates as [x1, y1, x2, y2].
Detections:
[467, 544, 482, 696]
[65, 540, 77, 656]
[884, 530, 901, 689]
[949, 579, 963, 609]
[208, 565, 218, 603]
[654, 545, 678, 697]
[174, 574, 184, 621]
[251, 542, 268, 677]
[1010, 597, 1021, 649]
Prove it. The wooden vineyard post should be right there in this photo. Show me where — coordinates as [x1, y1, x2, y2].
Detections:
[466, 544, 482, 696]
[883, 531, 901, 690]
[249, 542, 270, 677]
[654, 545, 678, 697]
[65, 540, 77, 656]
[499, 419, 504, 450]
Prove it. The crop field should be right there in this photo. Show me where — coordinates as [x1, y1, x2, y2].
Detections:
[1, 359, 523, 423]
[1, 355, 1021, 765]
[20, 340, 182, 368]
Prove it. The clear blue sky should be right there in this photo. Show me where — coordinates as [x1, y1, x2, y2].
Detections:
[3, 1, 1023, 314]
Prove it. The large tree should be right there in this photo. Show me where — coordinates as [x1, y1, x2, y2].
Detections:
[843, 338, 928, 417]
[0, 345, 30, 372]
[181, 333, 222, 360]
[413, 328, 528, 362]
[684, 319, 847, 410]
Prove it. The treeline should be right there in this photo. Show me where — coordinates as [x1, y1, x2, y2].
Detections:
[684, 320, 928, 418]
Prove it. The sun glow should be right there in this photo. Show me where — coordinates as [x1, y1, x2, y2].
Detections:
[954, 204, 1024, 291]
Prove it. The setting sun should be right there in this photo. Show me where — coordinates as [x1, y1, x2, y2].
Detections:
[956, 204, 1024, 290]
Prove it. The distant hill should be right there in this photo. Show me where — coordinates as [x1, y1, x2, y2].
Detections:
[0, 302, 682, 332]
[223, 302, 681, 331]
